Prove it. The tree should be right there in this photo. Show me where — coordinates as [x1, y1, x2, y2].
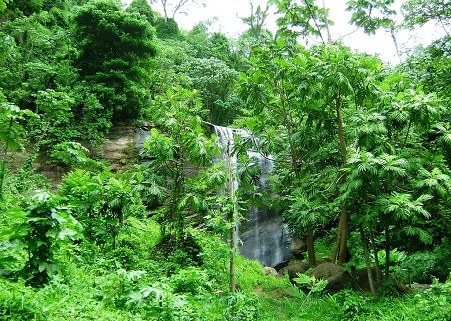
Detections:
[155, 16, 179, 38]
[0, 0, 43, 21]
[239, 39, 328, 267]
[308, 44, 387, 265]
[73, 0, 157, 121]
[269, 0, 333, 43]
[178, 57, 240, 125]
[346, 0, 397, 35]
[151, 0, 204, 21]
[402, 0, 451, 36]
[240, 2, 271, 40]
[0, 0, 9, 12]
[0, 5, 85, 147]
[126, 0, 155, 24]
[142, 86, 222, 247]
[237, 3, 275, 68]
[0, 103, 38, 199]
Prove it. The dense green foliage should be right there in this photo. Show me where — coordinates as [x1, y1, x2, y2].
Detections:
[1, 0, 450, 320]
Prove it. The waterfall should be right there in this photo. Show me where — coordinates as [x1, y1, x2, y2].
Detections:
[135, 123, 292, 267]
[212, 125, 291, 268]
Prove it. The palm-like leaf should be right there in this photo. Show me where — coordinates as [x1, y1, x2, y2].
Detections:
[379, 153, 409, 178]
[377, 192, 432, 220]
[401, 226, 433, 244]
[415, 167, 451, 198]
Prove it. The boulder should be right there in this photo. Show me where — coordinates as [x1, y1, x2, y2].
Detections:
[287, 262, 310, 284]
[315, 257, 332, 265]
[263, 266, 279, 277]
[290, 236, 306, 259]
[352, 267, 382, 292]
[310, 262, 354, 293]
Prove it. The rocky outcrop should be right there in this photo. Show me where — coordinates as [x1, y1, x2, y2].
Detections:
[99, 124, 138, 171]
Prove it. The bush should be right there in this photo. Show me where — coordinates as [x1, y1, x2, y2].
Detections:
[397, 252, 438, 284]
[410, 278, 451, 321]
[333, 289, 371, 320]
[170, 267, 210, 294]
[377, 278, 405, 297]
[0, 279, 45, 321]
[433, 238, 451, 282]
[155, 18, 179, 39]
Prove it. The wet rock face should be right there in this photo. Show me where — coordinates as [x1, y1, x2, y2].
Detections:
[238, 206, 292, 268]
[212, 124, 292, 268]
[100, 125, 137, 169]
[102, 136, 134, 160]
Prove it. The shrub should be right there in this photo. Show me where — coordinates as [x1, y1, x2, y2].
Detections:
[410, 278, 451, 321]
[433, 238, 451, 282]
[4, 191, 82, 287]
[377, 278, 405, 297]
[333, 289, 371, 320]
[397, 252, 438, 284]
[170, 267, 210, 294]
[0, 279, 45, 321]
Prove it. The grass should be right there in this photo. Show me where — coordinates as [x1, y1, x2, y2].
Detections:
[1, 216, 450, 321]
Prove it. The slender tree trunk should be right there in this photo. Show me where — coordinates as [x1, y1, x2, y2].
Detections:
[160, 0, 169, 20]
[384, 225, 390, 278]
[227, 143, 236, 318]
[304, 0, 325, 43]
[227, 142, 236, 293]
[389, 24, 402, 63]
[281, 79, 317, 267]
[306, 225, 316, 267]
[360, 226, 376, 297]
[368, 223, 382, 283]
[335, 93, 350, 265]
[322, 0, 332, 42]
[331, 211, 342, 262]
[172, 156, 185, 248]
[337, 208, 349, 265]
[438, 17, 450, 36]
[0, 118, 13, 200]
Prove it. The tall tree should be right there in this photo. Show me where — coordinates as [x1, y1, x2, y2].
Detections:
[239, 39, 330, 267]
[150, 0, 204, 21]
[73, 0, 157, 122]
[142, 86, 222, 247]
[126, 0, 155, 24]
[178, 57, 240, 125]
[0, 0, 43, 21]
[240, 2, 271, 39]
[269, 0, 333, 44]
[346, 0, 396, 35]
[402, 0, 451, 36]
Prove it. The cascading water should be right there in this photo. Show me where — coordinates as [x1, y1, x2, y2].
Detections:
[212, 124, 291, 268]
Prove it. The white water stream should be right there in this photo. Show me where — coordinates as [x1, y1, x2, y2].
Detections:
[212, 125, 291, 267]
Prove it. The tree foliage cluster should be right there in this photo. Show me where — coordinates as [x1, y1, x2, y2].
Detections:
[0, 0, 450, 319]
